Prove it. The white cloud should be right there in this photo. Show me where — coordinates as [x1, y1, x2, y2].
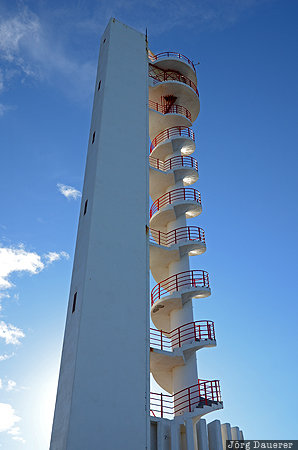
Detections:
[0, 353, 14, 362]
[0, 379, 18, 391]
[0, 8, 41, 74]
[8, 426, 21, 436]
[0, 405, 25, 442]
[6, 380, 17, 392]
[0, 322, 25, 345]
[0, 244, 69, 294]
[0, 7, 95, 101]
[0, 70, 3, 92]
[12, 436, 25, 443]
[44, 251, 69, 264]
[0, 403, 21, 433]
[0, 103, 14, 117]
[0, 245, 44, 290]
[57, 183, 81, 200]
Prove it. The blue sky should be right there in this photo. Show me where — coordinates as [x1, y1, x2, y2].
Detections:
[0, 0, 297, 448]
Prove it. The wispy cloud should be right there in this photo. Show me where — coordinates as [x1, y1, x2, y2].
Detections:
[6, 380, 17, 392]
[0, 6, 95, 101]
[0, 103, 14, 117]
[44, 251, 69, 264]
[0, 322, 25, 345]
[57, 183, 81, 200]
[0, 379, 18, 392]
[0, 353, 14, 362]
[0, 244, 69, 293]
[12, 436, 26, 443]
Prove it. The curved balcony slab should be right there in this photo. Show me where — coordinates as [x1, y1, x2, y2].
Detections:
[150, 349, 184, 393]
[149, 52, 197, 84]
[149, 157, 199, 202]
[149, 200, 202, 230]
[151, 289, 211, 332]
[150, 379, 222, 420]
[150, 337, 217, 394]
[150, 241, 206, 284]
[149, 102, 192, 139]
[149, 80, 200, 124]
[151, 135, 195, 161]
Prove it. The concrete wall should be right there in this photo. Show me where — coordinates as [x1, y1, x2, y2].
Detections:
[50, 18, 149, 450]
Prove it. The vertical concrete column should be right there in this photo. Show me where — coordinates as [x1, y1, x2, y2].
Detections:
[196, 419, 208, 450]
[208, 420, 223, 450]
[157, 419, 171, 450]
[166, 139, 197, 394]
[231, 427, 241, 440]
[170, 420, 181, 450]
[185, 418, 196, 449]
[221, 423, 232, 449]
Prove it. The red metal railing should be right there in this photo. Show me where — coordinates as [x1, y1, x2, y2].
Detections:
[150, 188, 201, 218]
[149, 100, 192, 121]
[149, 226, 205, 247]
[149, 155, 198, 172]
[150, 379, 221, 418]
[151, 270, 210, 306]
[148, 52, 196, 72]
[150, 126, 195, 153]
[150, 321, 215, 351]
[149, 65, 199, 96]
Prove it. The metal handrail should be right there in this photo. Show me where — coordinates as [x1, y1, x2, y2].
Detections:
[150, 187, 201, 218]
[150, 379, 221, 418]
[149, 155, 198, 172]
[151, 269, 210, 305]
[148, 51, 196, 71]
[149, 226, 205, 247]
[150, 126, 195, 153]
[149, 64, 199, 96]
[148, 100, 192, 121]
[150, 320, 215, 351]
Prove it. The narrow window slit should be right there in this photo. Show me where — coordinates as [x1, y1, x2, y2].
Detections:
[98, 80, 101, 91]
[92, 132, 96, 144]
[83, 200, 88, 215]
[72, 292, 77, 313]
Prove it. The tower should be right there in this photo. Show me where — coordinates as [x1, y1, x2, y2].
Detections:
[51, 18, 244, 450]
[50, 19, 150, 450]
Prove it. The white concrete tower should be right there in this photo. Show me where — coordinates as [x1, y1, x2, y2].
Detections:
[50, 19, 150, 450]
[148, 53, 223, 447]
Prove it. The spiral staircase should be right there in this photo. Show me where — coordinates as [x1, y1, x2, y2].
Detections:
[148, 52, 223, 423]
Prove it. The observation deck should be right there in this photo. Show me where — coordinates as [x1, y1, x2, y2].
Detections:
[149, 61, 200, 124]
[149, 52, 197, 80]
